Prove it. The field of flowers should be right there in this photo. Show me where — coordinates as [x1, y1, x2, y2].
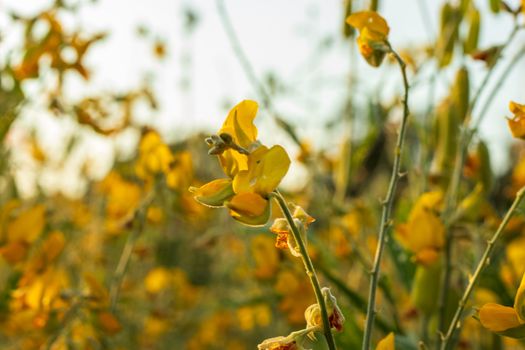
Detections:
[1, 1, 525, 349]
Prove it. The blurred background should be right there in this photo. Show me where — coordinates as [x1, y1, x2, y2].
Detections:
[1, 1, 525, 349]
[1, 0, 523, 197]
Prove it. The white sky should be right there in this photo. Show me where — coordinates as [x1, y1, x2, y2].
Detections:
[1, 0, 524, 197]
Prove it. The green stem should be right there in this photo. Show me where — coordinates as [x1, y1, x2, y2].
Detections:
[439, 186, 525, 350]
[319, 264, 396, 334]
[109, 194, 153, 311]
[361, 45, 410, 350]
[272, 191, 337, 350]
[436, 22, 521, 341]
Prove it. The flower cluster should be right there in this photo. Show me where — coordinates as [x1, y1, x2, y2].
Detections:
[190, 100, 291, 226]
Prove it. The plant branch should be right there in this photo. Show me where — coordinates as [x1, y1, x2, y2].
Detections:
[272, 191, 337, 350]
[361, 45, 410, 350]
[439, 186, 525, 350]
[436, 22, 521, 340]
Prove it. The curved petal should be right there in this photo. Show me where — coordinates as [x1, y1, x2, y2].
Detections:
[254, 145, 291, 195]
[376, 332, 395, 350]
[226, 192, 270, 226]
[479, 303, 522, 333]
[219, 100, 258, 149]
[514, 272, 525, 321]
[346, 11, 389, 38]
[189, 179, 234, 207]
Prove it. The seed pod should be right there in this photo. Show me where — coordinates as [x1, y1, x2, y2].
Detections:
[430, 101, 459, 186]
[335, 136, 352, 201]
[460, 0, 471, 14]
[489, 0, 501, 13]
[437, 4, 461, 68]
[410, 261, 441, 316]
[342, 0, 354, 38]
[477, 140, 492, 191]
[464, 7, 480, 54]
[457, 183, 485, 221]
[451, 66, 470, 122]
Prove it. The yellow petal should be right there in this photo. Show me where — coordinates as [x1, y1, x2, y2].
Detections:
[508, 117, 525, 139]
[395, 191, 445, 262]
[514, 272, 525, 321]
[226, 193, 270, 226]
[189, 179, 234, 207]
[255, 145, 291, 194]
[508, 101, 525, 139]
[232, 145, 291, 195]
[346, 11, 389, 39]
[510, 101, 525, 117]
[145, 267, 172, 294]
[7, 205, 46, 243]
[376, 332, 395, 350]
[219, 100, 258, 149]
[479, 303, 522, 332]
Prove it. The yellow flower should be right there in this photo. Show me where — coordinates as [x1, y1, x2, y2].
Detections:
[257, 336, 299, 350]
[346, 11, 390, 67]
[376, 332, 395, 350]
[190, 100, 291, 226]
[507, 101, 525, 139]
[395, 191, 445, 265]
[479, 271, 525, 338]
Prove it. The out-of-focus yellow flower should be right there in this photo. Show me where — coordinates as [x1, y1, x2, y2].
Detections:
[252, 235, 279, 279]
[507, 101, 525, 139]
[479, 272, 525, 338]
[346, 11, 390, 67]
[376, 332, 395, 350]
[98, 171, 142, 234]
[395, 191, 445, 265]
[145, 267, 172, 294]
[146, 205, 164, 224]
[0, 204, 46, 264]
[135, 130, 194, 191]
[237, 304, 271, 331]
[190, 100, 291, 226]
[275, 270, 315, 325]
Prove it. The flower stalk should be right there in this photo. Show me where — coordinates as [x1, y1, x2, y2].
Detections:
[272, 190, 337, 350]
[439, 186, 525, 350]
[436, 22, 522, 340]
[361, 44, 410, 350]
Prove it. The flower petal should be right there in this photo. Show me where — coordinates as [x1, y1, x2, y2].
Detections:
[346, 11, 389, 39]
[479, 303, 522, 332]
[376, 332, 395, 350]
[514, 272, 525, 321]
[226, 192, 270, 226]
[219, 100, 258, 149]
[232, 145, 290, 196]
[189, 179, 234, 207]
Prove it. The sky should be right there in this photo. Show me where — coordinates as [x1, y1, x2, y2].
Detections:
[1, 0, 524, 197]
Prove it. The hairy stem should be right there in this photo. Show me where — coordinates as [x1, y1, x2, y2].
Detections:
[272, 191, 337, 350]
[361, 45, 410, 350]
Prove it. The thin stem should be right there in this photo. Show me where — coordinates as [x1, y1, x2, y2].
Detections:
[439, 186, 525, 350]
[473, 45, 525, 131]
[361, 45, 410, 350]
[436, 23, 521, 340]
[109, 194, 153, 311]
[272, 191, 337, 350]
